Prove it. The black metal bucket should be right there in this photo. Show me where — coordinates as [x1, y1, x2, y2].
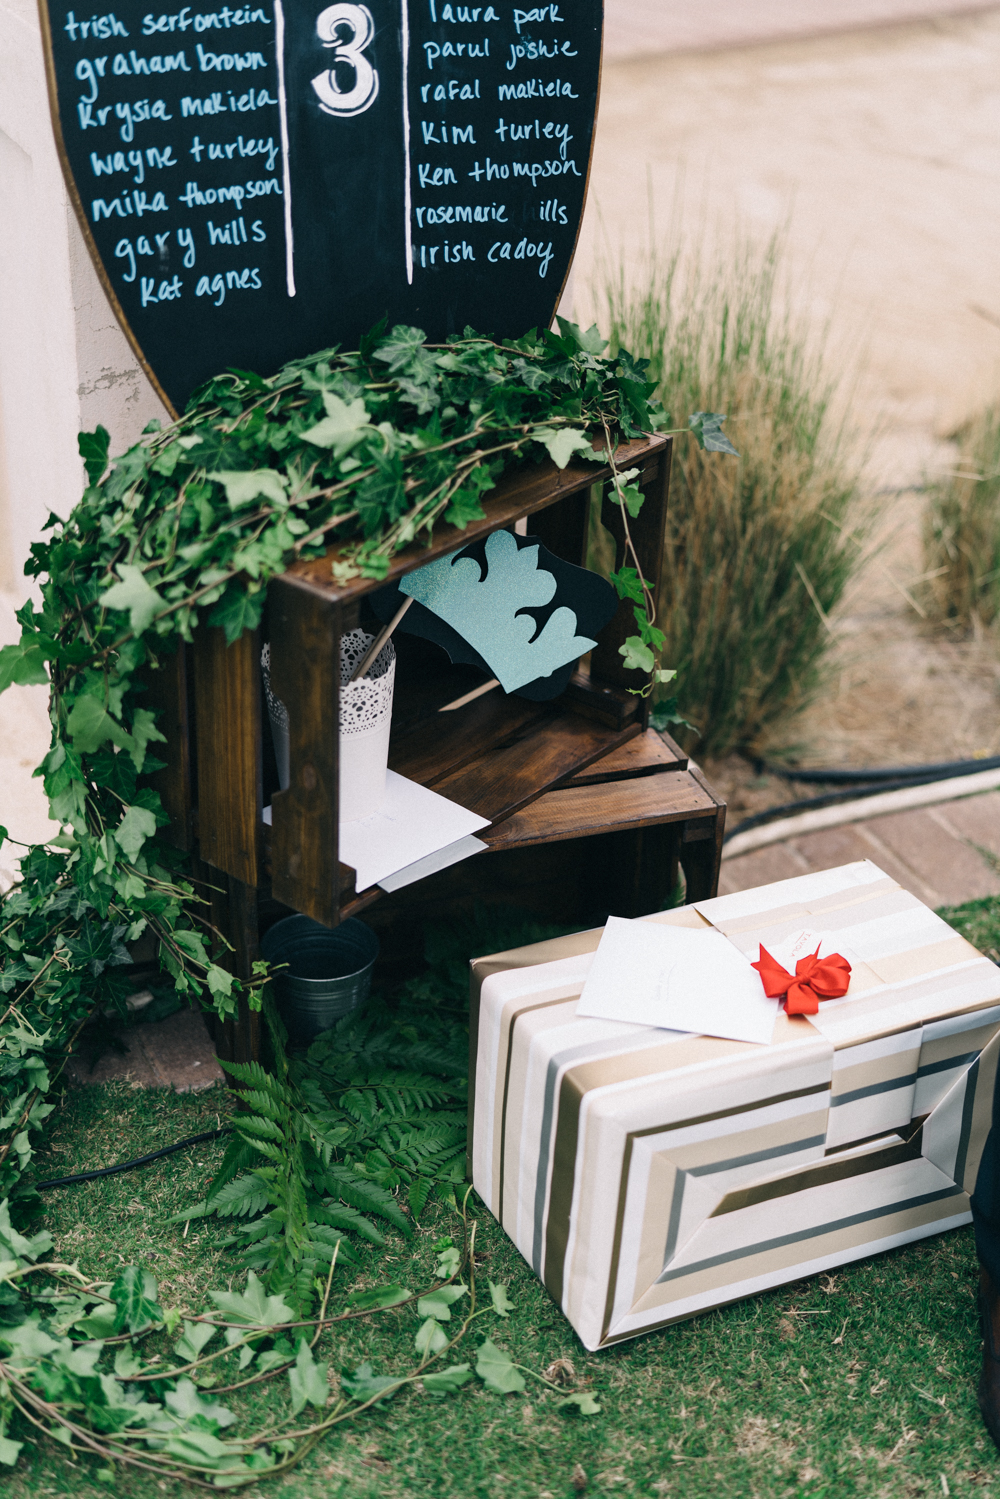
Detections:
[261, 915, 379, 1050]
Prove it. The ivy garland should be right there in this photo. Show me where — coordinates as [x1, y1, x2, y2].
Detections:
[0, 317, 735, 1480]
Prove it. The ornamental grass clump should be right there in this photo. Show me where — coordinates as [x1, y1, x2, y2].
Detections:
[601, 238, 865, 758]
[921, 405, 1000, 632]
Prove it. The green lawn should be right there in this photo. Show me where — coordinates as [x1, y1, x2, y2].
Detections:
[7, 897, 1000, 1499]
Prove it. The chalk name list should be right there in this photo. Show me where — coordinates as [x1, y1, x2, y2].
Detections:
[43, 0, 602, 409]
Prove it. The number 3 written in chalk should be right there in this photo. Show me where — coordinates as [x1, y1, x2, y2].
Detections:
[312, 3, 379, 117]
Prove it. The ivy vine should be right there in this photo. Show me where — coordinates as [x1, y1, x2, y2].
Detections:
[0, 316, 734, 1481]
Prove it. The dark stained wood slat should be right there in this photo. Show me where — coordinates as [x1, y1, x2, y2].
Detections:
[280, 434, 670, 607]
[143, 644, 192, 850]
[193, 626, 262, 886]
[482, 769, 717, 851]
[268, 576, 341, 927]
[561, 670, 640, 729]
[561, 728, 687, 786]
[432, 713, 640, 823]
[389, 691, 548, 786]
[678, 762, 728, 902]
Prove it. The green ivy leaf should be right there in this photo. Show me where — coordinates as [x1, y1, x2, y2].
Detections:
[488, 1281, 514, 1318]
[115, 805, 157, 858]
[207, 964, 233, 999]
[65, 694, 132, 756]
[339, 1361, 403, 1403]
[415, 1317, 448, 1358]
[443, 486, 487, 529]
[607, 567, 648, 606]
[555, 317, 608, 355]
[0, 642, 49, 694]
[288, 1337, 329, 1415]
[207, 585, 265, 645]
[127, 707, 167, 771]
[98, 563, 166, 635]
[559, 1392, 601, 1415]
[530, 427, 600, 470]
[619, 482, 644, 518]
[109, 1265, 163, 1335]
[208, 470, 288, 509]
[208, 1272, 295, 1328]
[688, 411, 740, 457]
[73, 1303, 119, 1340]
[301, 392, 373, 457]
[174, 1318, 218, 1362]
[618, 637, 655, 673]
[434, 1245, 461, 1279]
[373, 324, 428, 373]
[475, 1337, 525, 1394]
[422, 1363, 473, 1396]
[0, 1435, 23, 1466]
[78, 425, 110, 485]
[417, 1283, 467, 1322]
[114, 1343, 145, 1378]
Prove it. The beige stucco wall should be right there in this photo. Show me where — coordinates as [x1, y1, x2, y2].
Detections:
[0, 0, 168, 596]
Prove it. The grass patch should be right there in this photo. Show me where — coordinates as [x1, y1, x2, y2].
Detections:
[599, 238, 868, 758]
[7, 1079, 992, 1499]
[9, 894, 1000, 1496]
[939, 892, 1000, 964]
[922, 406, 1000, 632]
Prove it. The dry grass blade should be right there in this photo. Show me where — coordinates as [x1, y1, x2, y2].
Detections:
[921, 405, 1000, 632]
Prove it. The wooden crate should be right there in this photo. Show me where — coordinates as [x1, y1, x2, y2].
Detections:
[146, 433, 726, 1060]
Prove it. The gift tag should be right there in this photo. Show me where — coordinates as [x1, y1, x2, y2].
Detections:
[764, 928, 859, 994]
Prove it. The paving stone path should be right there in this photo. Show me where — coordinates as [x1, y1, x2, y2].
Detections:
[720, 790, 1000, 908]
[64, 1008, 224, 1093]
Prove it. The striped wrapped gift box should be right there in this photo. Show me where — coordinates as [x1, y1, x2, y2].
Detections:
[470, 861, 1000, 1350]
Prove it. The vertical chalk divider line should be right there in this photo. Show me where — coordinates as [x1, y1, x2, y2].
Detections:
[274, 0, 296, 297]
[402, 0, 413, 284]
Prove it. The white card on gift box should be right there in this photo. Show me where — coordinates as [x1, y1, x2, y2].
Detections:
[576, 916, 780, 1045]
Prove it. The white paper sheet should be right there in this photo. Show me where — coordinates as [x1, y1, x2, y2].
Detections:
[263, 775, 490, 891]
[576, 915, 779, 1045]
[338, 772, 490, 891]
[377, 834, 489, 893]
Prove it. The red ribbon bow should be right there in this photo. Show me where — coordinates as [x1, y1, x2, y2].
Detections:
[751, 944, 852, 1016]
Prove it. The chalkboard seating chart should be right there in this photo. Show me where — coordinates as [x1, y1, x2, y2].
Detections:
[41, 0, 603, 412]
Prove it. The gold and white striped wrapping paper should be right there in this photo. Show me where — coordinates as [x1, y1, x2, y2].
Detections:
[470, 861, 1000, 1350]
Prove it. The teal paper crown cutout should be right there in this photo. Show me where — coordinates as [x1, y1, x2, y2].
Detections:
[399, 529, 598, 693]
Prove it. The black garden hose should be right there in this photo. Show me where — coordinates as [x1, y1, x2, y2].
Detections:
[35, 1126, 232, 1191]
[758, 754, 1000, 785]
[728, 756, 1000, 843]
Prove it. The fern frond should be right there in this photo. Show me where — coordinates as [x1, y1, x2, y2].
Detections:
[218, 1057, 284, 1093]
[205, 1130, 258, 1201]
[323, 1163, 410, 1235]
[238, 1134, 286, 1165]
[236, 1114, 286, 1144]
[317, 1202, 385, 1245]
[308, 1224, 361, 1262]
[235, 1088, 288, 1124]
[407, 1176, 433, 1220]
[206, 1172, 271, 1219]
[340, 1088, 378, 1126]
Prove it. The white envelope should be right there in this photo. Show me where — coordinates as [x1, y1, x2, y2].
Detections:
[576, 915, 779, 1045]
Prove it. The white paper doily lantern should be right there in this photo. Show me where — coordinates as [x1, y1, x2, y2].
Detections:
[262, 630, 396, 823]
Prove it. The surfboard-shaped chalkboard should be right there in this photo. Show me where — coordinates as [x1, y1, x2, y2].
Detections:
[39, 0, 603, 414]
